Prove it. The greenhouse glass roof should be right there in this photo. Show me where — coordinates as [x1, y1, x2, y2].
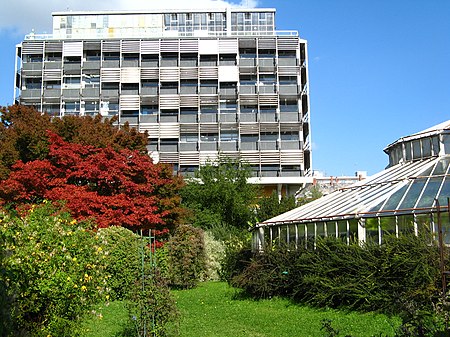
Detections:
[258, 120, 450, 227]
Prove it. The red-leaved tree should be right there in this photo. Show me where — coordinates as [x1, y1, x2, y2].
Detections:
[0, 132, 185, 243]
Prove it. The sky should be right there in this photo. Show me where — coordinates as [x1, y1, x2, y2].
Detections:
[0, 0, 448, 177]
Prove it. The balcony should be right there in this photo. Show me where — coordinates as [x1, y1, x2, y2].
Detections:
[22, 62, 43, 71]
[219, 141, 238, 151]
[279, 85, 299, 96]
[200, 142, 218, 151]
[219, 113, 237, 123]
[239, 113, 257, 122]
[21, 89, 41, 99]
[239, 85, 256, 94]
[82, 61, 101, 70]
[259, 141, 277, 150]
[278, 58, 298, 67]
[43, 89, 60, 98]
[101, 89, 119, 97]
[280, 141, 300, 150]
[102, 60, 120, 68]
[62, 89, 80, 99]
[82, 87, 100, 98]
[44, 61, 62, 69]
[240, 141, 258, 151]
[180, 142, 198, 151]
[141, 86, 158, 95]
[200, 113, 217, 123]
[140, 114, 158, 123]
[279, 112, 299, 122]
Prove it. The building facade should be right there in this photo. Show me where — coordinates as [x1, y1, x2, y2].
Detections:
[14, 8, 312, 193]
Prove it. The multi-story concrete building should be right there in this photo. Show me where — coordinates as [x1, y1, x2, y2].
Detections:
[14, 8, 312, 195]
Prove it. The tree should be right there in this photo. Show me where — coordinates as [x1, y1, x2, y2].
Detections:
[256, 191, 298, 222]
[0, 105, 148, 179]
[0, 132, 184, 242]
[181, 157, 259, 232]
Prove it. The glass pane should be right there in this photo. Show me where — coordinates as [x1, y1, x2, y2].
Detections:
[433, 157, 450, 175]
[349, 219, 358, 242]
[306, 223, 315, 248]
[397, 215, 415, 235]
[280, 226, 288, 245]
[337, 221, 347, 241]
[326, 222, 336, 238]
[422, 137, 432, 157]
[297, 224, 306, 248]
[405, 142, 412, 161]
[380, 216, 396, 240]
[288, 225, 296, 246]
[382, 184, 408, 211]
[437, 176, 450, 206]
[271, 227, 279, 245]
[398, 179, 427, 209]
[365, 218, 379, 244]
[316, 222, 325, 239]
[416, 177, 443, 208]
[263, 227, 270, 248]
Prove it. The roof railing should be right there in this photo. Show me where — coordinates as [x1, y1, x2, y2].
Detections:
[24, 29, 298, 40]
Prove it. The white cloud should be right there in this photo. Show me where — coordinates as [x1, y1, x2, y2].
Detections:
[0, 0, 259, 36]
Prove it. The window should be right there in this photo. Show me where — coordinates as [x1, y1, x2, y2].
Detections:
[26, 54, 43, 63]
[83, 74, 100, 87]
[103, 53, 119, 61]
[64, 101, 80, 112]
[64, 56, 81, 64]
[220, 131, 238, 141]
[85, 51, 100, 61]
[200, 133, 218, 142]
[25, 78, 42, 89]
[281, 132, 299, 141]
[180, 133, 198, 142]
[45, 53, 62, 62]
[141, 105, 158, 115]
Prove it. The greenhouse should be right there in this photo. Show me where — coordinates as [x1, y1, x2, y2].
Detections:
[252, 120, 450, 251]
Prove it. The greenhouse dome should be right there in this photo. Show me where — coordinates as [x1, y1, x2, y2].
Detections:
[252, 120, 450, 251]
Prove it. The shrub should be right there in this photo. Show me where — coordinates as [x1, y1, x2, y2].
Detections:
[231, 234, 444, 318]
[0, 203, 108, 336]
[97, 226, 140, 301]
[203, 231, 225, 281]
[220, 233, 253, 282]
[165, 224, 206, 289]
[127, 269, 179, 337]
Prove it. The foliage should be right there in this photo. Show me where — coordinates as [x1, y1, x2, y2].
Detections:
[0, 132, 184, 241]
[181, 157, 259, 231]
[296, 185, 323, 206]
[255, 191, 298, 222]
[165, 224, 207, 289]
[219, 233, 253, 282]
[0, 203, 108, 336]
[231, 233, 443, 321]
[202, 231, 226, 281]
[127, 270, 179, 337]
[0, 105, 148, 179]
[97, 226, 140, 301]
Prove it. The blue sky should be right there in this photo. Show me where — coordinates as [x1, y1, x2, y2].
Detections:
[0, 0, 448, 176]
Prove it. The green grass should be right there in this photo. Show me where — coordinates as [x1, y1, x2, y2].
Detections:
[82, 282, 401, 337]
[173, 282, 401, 337]
[81, 301, 131, 337]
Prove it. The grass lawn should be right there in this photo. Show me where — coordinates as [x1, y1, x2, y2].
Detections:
[82, 281, 401, 337]
[173, 282, 401, 337]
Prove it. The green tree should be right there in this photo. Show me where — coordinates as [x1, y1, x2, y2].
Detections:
[181, 157, 259, 232]
[256, 191, 298, 222]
